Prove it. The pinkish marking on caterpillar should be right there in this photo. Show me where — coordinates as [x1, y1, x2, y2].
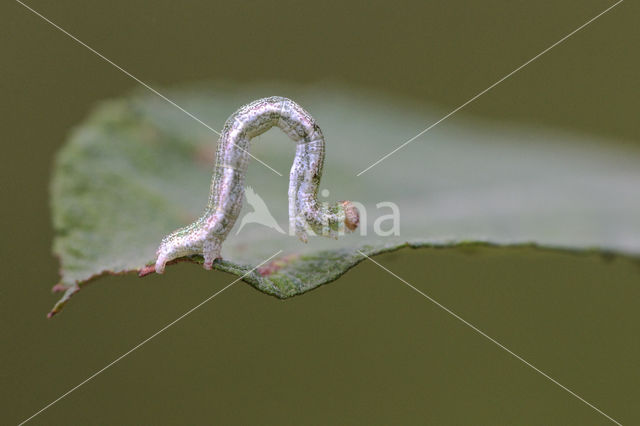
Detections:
[154, 96, 359, 274]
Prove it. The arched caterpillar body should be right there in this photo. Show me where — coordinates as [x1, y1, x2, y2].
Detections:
[154, 96, 359, 273]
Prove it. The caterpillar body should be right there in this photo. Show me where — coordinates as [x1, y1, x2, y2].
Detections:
[154, 96, 359, 273]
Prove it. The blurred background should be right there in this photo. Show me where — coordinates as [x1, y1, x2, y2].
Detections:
[2, 0, 639, 424]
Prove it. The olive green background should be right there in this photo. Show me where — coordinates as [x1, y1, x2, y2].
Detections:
[2, 1, 639, 424]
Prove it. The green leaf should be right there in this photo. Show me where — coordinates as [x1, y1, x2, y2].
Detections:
[49, 82, 640, 316]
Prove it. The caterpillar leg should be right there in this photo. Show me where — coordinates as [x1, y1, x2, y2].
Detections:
[203, 239, 222, 270]
[154, 227, 206, 274]
[155, 253, 170, 274]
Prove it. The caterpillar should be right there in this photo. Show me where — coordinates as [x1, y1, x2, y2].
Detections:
[154, 96, 359, 273]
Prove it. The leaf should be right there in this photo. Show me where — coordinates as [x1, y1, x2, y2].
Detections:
[49, 82, 640, 316]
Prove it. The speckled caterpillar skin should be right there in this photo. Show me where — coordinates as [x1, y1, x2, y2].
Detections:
[154, 96, 359, 273]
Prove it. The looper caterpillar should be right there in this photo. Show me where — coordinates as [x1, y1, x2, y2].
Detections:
[154, 96, 359, 273]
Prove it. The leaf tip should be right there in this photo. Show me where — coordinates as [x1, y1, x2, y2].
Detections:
[47, 284, 80, 318]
